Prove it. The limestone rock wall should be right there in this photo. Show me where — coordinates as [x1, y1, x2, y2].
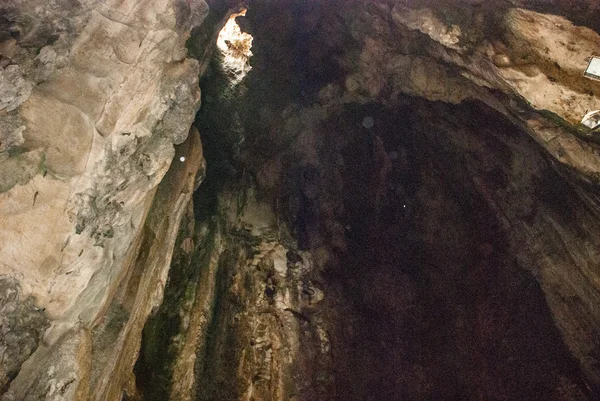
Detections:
[248, 0, 600, 390]
[0, 0, 212, 399]
[137, 1, 600, 398]
[322, 1, 600, 389]
[3, 0, 600, 400]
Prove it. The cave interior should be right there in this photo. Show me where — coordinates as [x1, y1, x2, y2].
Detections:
[136, 2, 598, 400]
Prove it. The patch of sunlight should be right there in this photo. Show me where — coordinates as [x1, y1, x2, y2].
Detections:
[217, 10, 253, 83]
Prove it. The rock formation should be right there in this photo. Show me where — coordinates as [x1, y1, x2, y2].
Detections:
[0, 0, 210, 399]
[1, 0, 600, 400]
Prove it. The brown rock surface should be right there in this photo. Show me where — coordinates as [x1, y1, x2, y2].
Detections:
[3, 0, 600, 400]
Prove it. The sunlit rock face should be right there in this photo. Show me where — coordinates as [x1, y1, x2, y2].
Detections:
[0, 0, 210, 399]
[2, 0, 600, 400]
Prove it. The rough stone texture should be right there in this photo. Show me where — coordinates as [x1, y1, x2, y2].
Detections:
[131, 1, 600, 399]
[3, 328, 93, 401]
[192, 187, 332, 401]
[0, 277, 49, 393]
[3, 0, 600, 400]
[0, 0, 209, 399]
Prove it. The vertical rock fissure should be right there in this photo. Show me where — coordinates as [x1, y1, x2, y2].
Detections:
[133, 9, 252, 401]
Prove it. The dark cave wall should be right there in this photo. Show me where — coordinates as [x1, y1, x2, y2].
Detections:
[173, 58, 594, 400]
[133, 1, 600, 400]
[321, 100, 592, 400]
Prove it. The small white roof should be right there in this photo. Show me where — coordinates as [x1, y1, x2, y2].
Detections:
[584, 56, 600, 80]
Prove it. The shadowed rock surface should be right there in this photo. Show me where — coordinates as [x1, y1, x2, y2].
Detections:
[2, 0, 600, 400]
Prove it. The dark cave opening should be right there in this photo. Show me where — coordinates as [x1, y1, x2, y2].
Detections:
[320, 100, 590, 400]
[135, 2, 596, 400]
[187, 78, 592, 399]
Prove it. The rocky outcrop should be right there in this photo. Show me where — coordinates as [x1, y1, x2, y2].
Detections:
[0, 277, 49, 394]
[3, 0, 600, 400]
[0, 0, 211, 399]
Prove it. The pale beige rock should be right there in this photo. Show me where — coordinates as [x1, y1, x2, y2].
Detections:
[391, 5, 464, 51]
[0, 0, 208, 399]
